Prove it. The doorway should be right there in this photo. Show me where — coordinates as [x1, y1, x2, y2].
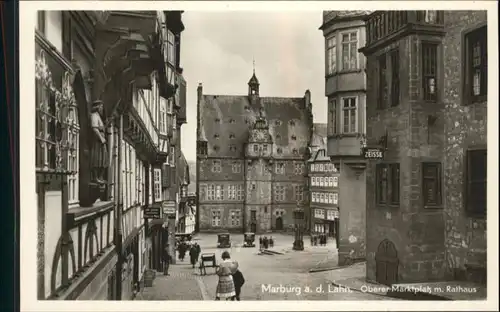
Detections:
[375, 239, 399, 286]
[251, 222, 257, 233]
[275, 216, 283, 231]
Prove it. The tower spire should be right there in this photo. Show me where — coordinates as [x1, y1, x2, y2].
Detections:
[253, 57, 255, 74]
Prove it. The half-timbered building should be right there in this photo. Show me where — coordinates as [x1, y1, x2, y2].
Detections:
[35, 10, 186, 300]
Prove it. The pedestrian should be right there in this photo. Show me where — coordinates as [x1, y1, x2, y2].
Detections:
[189, 244, 199, 268]
[269, 236, 274, 248]
[178, 241, 187, 261]
[259, 236, 263, 250]
[263, 236, 268, 249]
[162, 245, 171, 276]
[215, 251, 237, 301]
[232, 267, 245, 301]
[196, 242, 201, 254]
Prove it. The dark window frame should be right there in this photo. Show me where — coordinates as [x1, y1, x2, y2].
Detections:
[462, 25, 487, 105]
[377, 53, 388, 109]
[422, 162, 442, 208]
[465, 149, 487, 218]
[390, 163, 400, 205]
[421, 42, 439, 102]
[390, 49, 400, 107]
[376, 163, 400, 206]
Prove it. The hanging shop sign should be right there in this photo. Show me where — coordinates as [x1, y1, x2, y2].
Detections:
[363, 147, 385, 160]
[143, 206, 162, 219]
[162, 200, 176, 215]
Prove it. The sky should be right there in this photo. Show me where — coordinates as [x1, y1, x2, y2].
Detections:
[180, 11, 326, 162]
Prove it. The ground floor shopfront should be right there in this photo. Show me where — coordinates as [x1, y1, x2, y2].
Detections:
[119, 225, 146, 300]
[148, 219, 168, 272]
[313, 217, 339, 246]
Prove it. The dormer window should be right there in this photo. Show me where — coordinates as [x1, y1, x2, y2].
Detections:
[213, 145, 219, 152]
[277, 147, 283, 154]
[275, 120, 282, 126]
[244, 105, 250, 111]
[293, 148, 298, 155]
[215, 118, 221, 123]
[245, 118, 250, 124]
[291, 135, 297, 140]
[214, 134, 219, 139]
[290, 120, 295, 126]
[229, 118, 235, 124]
[229, 145, 237, 152]
[229, 133, 235, 139]
[276, 134, 281, 140]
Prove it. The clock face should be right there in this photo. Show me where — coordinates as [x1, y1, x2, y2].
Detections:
[256, 131, 264, 140]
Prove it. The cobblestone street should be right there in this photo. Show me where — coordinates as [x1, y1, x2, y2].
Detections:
[136, 233, 398, 300]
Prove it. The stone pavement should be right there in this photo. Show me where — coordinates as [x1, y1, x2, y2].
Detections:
[319, 262, 487, 300]
[135, 263, 208, 300]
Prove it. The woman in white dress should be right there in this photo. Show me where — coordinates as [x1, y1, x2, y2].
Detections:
[215, 251, 238, 300]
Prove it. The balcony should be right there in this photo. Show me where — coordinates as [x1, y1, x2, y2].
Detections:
[327, 134, 365, 158]
[360, 11, 445, 55]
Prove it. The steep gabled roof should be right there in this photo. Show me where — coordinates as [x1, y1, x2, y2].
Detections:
[177, 151, 189, 185]
[198, 94, 312, 158]
[307, 123, 327, 161]
[308, 148, 330, 163]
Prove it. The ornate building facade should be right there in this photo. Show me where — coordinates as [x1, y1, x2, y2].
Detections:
[320, 11, 370, 265]
[196, 72, 313, 233]
[35, 10, 186, 300]
[360, 11, 487, 285]
[306, 124, 340, 244]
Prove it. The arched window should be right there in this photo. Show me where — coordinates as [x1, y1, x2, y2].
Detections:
[63, 71, 80, 206]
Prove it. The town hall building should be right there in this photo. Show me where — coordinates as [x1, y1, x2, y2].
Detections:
[196, 71, 314, 233]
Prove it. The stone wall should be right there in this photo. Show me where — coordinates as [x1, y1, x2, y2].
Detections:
[441, 11, 487, 281]
[365, 11, 488, 284]
[365, 33, 446, 283]
[198, 203, 245, 232]
[245, 159, 273, 232]
[198, 157, 307, 233]
[338, 163, 366, 265]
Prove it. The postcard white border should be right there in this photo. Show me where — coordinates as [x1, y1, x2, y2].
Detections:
[19, 1, 499, 311]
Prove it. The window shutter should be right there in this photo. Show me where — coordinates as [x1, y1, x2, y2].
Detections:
[162, 164, 170, 188]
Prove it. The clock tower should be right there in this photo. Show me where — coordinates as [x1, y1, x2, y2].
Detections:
[244, 112, 273, 233]
[248, 63, 260, 107]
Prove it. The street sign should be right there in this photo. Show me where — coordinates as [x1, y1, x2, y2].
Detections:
[363, 147, 384, 160]
[162, 200, 176, 215]
[143, 207, 161, 219]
